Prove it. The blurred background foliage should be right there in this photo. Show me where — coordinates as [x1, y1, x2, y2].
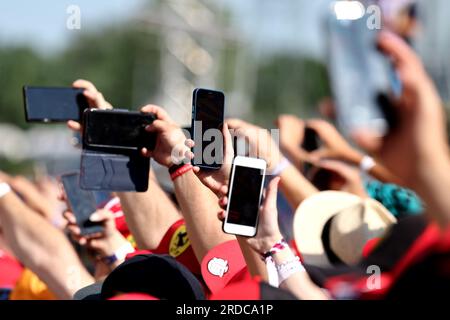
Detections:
[0, 0, 449, 174]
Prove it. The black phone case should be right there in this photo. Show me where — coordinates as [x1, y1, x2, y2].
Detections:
[80, 149, 150, 192]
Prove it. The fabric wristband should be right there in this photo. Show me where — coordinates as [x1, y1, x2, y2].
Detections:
[276, 256, 306, 284]
[102, 242, 135, 266]
[170, 164, 193, 181]
[262, 239, 289, 288]
[360, 155, 376, 172]
[268, 157, 291, 176]
[0, 183, 11, 199]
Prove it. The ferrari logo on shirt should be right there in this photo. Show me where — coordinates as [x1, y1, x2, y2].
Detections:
[126, 235, 137, 249]
[169, 225, 190, 258]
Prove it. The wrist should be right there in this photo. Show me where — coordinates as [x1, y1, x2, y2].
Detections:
[267, 151, 284, 172]
[169, 163, 193, 181]
[0, 183, 11, 199]
[346, 150, 364, 165]
[101, 241, 134, 267]
[260, 235, 285, 256]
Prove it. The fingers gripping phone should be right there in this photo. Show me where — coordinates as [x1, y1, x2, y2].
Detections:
[23, 86, 89, 122]
[223, 156, 267, 237]
[191, 88, 225, 170]
[61, 173, 104, 236]
[83, 109, 157, 151]
[326, 11, 400, 138]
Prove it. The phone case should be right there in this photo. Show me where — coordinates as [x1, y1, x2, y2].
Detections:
[80, 149, 150, 192]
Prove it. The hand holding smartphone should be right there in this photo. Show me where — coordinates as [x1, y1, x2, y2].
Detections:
[61, 172, 104, 236]
[23, 86, 89, 123]
[223, 156, 267, 237]
[326, 11, 400, 138]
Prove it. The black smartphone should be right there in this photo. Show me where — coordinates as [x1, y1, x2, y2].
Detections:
[61, 172, 104, 236]
[191, 88, 225, 170]
[83, 109, 157, 151]
[326, 11, 400, 138]
[23, 86, 89, 123]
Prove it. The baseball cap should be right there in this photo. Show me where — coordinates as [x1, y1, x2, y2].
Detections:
[209, 277, 297, 300]
[74, 254, 205, 300]
[109, 293, 158, 300]
[201, 240, 250, 295]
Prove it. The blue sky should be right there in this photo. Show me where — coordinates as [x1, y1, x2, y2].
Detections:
[0, 0, 330, 57]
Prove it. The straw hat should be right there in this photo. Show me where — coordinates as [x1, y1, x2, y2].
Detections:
[293, 191, 397, 268]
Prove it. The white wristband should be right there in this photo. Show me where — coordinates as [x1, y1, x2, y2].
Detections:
[115, 242, 135, 262]
[360, 156, 376, 173]
[269, 157, 291, 176]
[276, 256, 306, 284]
[0, 183, 11, 199]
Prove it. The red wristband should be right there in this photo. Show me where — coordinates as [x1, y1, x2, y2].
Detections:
[170, 164, 193, 181]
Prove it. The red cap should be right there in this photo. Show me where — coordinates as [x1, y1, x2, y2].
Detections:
[209, 278, 260, 300]
[109, 293, 158, 300]
[201, 240, 249, 294]
[0, 251, 24, 289]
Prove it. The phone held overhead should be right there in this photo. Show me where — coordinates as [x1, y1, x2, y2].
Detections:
[191, 88, 225, 170]
[223, 156, 267, 237]
[23, 86, 89, 123]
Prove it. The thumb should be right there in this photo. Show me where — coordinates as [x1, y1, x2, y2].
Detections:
[145, 120, 167, 133]
[90, 209, 113, 223]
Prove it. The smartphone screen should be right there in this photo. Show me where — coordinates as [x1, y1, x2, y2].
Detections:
[83, 110, 156, 151]
[23, 86, 88, 122]
[61, 173, 104, 236]
[326, 13, 397, 138]
[226, 165, 265, 228]
[192, 88, 225, 170]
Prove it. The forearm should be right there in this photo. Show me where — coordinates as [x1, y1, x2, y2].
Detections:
[173, 171, 235, 262]
[0, 193, 94, 299]
[118, 177, 182, 250]
[282, 146, 306, 172]
[279, 165, 318, 210]
[346, 150, 403, 185]
[236, 236, 268, 281]
[274, 247, 329, 300]
[413, 154, 450, 228]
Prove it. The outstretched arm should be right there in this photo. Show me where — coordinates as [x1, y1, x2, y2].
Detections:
[0, 185, 94, 299]
[117, 172, 183, 250]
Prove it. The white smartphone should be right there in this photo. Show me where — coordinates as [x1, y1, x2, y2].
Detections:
[223, 156, 267, 237]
